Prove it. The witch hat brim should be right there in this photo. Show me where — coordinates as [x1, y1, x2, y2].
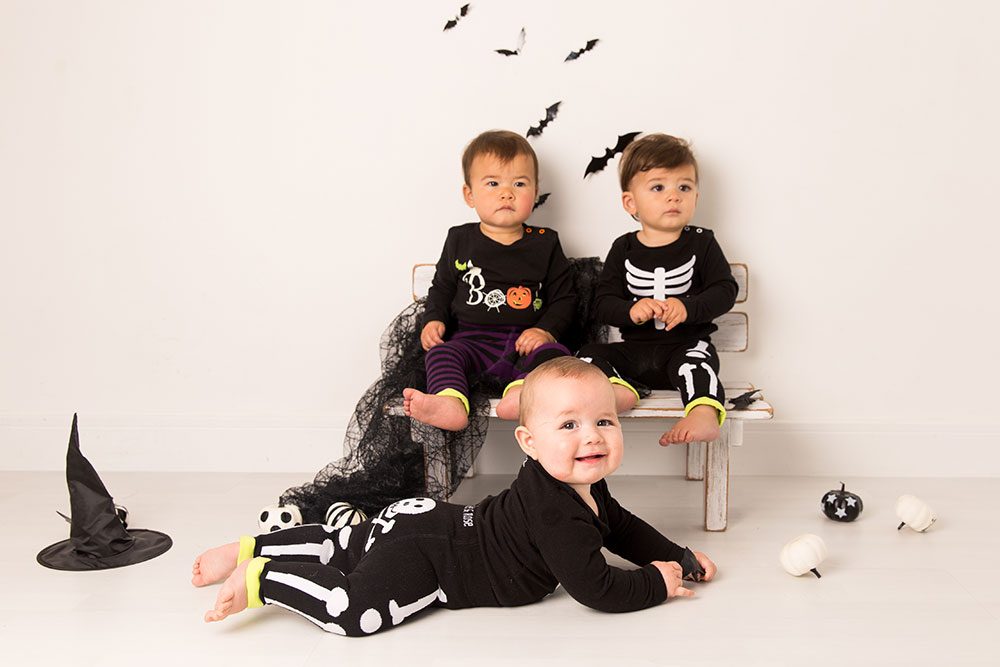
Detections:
[36, 414, 172, 571]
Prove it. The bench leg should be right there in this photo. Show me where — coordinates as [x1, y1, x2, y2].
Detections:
[704, 421, 732, 531]
[686, 441, 706, 480]
[410, 419, 451, 501]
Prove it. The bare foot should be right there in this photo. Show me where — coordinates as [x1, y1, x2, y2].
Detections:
[660, 405, 720, 445]
[403, 388, 469, 430]
[495, 386, 521, 421]
[192, 542, 240, 587]
[612, 384, 638, 414]
[204, 559, 251, 623]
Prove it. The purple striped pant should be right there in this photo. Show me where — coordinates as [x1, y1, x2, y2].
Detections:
[424, 323, 569, 400]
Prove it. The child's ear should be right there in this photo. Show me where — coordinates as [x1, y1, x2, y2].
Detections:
[462, 183, 475, 208]
[514, 425, 537, 459]
[621, 191, 637, 217]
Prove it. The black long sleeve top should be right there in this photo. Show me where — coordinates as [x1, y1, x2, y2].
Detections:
[422, 223, 576, 340]
[594, 227, 738, 344]
[475, 457, 687, 612]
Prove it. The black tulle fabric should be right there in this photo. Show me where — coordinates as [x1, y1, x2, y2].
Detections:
[279, 257, 629, 522]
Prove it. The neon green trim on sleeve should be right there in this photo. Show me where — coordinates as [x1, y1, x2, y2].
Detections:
[238, 535, 256, 565]
[245, 557, 270, 609]
[684, 397, 727, 425]
[608, 376, 640, 402]
[436, 388, 470, 415]
[502, 379, 525, 398]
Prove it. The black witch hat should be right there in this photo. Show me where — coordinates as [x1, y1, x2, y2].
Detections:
[36, 414, 172, 571]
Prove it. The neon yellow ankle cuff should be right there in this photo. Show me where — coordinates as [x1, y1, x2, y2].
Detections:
[502, 379, 524, 398]
[238, 536, 256, 565]
[245, 557, 270, 609]
[436, 388, 470, 414]
[609, 376, 640, 402]
[684, 397, 727, 425]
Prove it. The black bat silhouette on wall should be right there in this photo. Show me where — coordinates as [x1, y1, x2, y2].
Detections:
[565, 39, 599, 61]
[533, 193, 551, 211]
[496, 28, 526, 56]
[584, 132, 641, 178]
[527, 102, 561, 138]
[443, 4, 470, 31]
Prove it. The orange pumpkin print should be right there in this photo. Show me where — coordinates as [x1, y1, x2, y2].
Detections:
[506, 286, 532, 310]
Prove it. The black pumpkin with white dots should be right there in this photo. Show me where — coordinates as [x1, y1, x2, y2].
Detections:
[821, 482, 863, 522]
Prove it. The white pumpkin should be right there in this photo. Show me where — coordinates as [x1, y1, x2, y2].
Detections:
[894, 494, 936, 532]
[779, 533, 827, 578]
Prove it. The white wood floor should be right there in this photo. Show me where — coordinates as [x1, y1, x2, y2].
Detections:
[2, 470, 998, 666]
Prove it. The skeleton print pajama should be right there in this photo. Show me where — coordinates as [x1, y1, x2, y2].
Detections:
[242, 458, 691, 634]
[246, 498, 497, 636]
[584, 226, 738, 418]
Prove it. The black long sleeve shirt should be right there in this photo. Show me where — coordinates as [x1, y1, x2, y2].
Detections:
[422, 223, 576, 340]
[594, 227, 738, 344]
[475, 457, 687, 612]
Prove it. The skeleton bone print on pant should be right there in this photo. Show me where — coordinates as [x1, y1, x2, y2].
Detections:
[679, 341, 720, 398]
[254, 501, 489, 637]
[365, 497, 437, 551]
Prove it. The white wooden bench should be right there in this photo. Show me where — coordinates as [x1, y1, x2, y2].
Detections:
[403, 262, 773, 531]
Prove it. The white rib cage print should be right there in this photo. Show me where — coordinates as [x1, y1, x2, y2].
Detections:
[625, 255, 696, 329]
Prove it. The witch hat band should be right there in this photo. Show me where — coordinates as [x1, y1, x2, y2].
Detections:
[36, 414, 172, 571]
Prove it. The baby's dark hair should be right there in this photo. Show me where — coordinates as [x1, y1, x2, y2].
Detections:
[462, 130, 539, 186]
[519, 357, 610, 426]
[618, 133, 699, 191]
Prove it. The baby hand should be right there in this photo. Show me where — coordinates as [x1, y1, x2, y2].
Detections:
[652, 560, 694, 599]
[629, 298, 666, 325]
[660, 298, 688, 331]
[515, 328, 555, 355]
[421, 321, 446, 351]
[692, 551, 717, 582]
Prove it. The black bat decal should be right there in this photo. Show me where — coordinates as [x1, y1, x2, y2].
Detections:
[728, 389, 761, 410]
[443, 4, 470, 31]
[496, 27, 525, 56]
[584, 132, 641, 178]
[565, 39, 599, 62]
[527, 102, 561, 138]
[533, 192, 551, 211]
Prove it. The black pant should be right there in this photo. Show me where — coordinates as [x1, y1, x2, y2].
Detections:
[579, 339, 725, 409]
[254, 499, 497, 636]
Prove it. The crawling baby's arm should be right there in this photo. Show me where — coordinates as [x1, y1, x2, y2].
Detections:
[651, 560, 695, 598]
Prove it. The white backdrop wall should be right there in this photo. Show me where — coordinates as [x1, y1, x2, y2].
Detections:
[3, 1, 999, 476]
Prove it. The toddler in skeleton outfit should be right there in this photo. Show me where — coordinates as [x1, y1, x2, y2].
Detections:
[193, 357, 716, 635]
[579, 134, 738, 445]
[403, 130, 576, 431]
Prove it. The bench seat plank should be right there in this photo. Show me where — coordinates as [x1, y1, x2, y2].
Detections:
[386, 383, 771, 421]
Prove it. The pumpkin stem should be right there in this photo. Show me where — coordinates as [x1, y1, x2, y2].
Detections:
[897, 522, 905, 530]
[839, 482, 845, 492]
[810, 568, 822, 578]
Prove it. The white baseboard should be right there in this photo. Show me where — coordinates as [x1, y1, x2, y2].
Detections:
[3, 414, 999, 477]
